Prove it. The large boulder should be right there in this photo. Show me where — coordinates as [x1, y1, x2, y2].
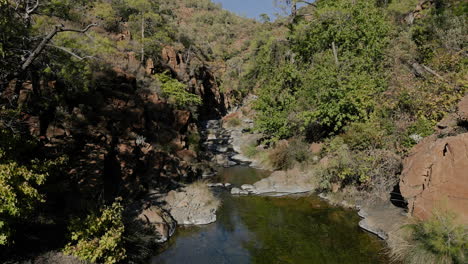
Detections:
[400, 134, 468, 223]
[252, 168, 315, 195]
[162, 182, 220, 225]
[138, 206, 176, 243]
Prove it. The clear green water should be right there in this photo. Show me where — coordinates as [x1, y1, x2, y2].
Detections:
[151, 167, 389, 264]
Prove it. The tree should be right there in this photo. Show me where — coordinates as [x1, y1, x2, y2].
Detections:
[275, 0, 317, 20]
[123, 0, 169, 63]
[259, 13, 271, 23]
[63, 201, 126, 264]
[0, 161, 46, 245]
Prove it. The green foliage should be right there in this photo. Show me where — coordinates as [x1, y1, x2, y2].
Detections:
[251, 0, 392, 139]
[0, 126, 48, 245]
[317, 137, 401, 191]
[410, 212, 467, 264]
[0, 1, 29, 81]
[187, 130, 201, 153]
[225, 117, 242, 127]
[0, 161, 46, 245]
[291, 0, 391, 66]
[63, 201, 126, 264]
[403, 118, 435, 148]
[390, 211, 468, 264]
[92, 2, 120, 31]
[342, 121, 388, 151]
[155, 72, 202, 108]
[242, 144, 260, 158]
[254, 63, 300, 141]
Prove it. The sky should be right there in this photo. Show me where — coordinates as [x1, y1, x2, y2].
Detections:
[212, 0, 281, 20]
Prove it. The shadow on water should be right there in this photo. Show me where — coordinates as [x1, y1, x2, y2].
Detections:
[151, 167, 390, 264]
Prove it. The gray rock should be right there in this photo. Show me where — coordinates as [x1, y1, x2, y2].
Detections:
[239, 190, 249, 195]
[138, 206, 176, 243]
[241, 184, 255, 191]
[216, 146, 229, 152]
[224, 183, 232, 187]
[252, 169, 315, 195]
[162, 183, 220, 226]
[231, 187, 242, 195]
[359, 219, 388, 240]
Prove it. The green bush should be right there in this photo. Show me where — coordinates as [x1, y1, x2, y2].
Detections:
[187, 130, 201, 153]
[155, 72, 202, 108]
[389, 211, 468, 264]
[342, 121, 387, 151]
[317, 138, 401, 191]
[0, 161, 46, 245]
[63, 201, 126, 264]
[402, 118, 435, 148]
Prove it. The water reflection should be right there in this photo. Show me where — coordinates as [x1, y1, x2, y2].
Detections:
[151, 167, 389, 264]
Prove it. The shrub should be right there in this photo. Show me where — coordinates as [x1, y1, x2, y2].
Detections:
[342, 121, 387, 151]
[0, 161, 46, 245]
[317, 138, 401, 192]
[155, 72, 202, 108]
[268, 141, 292, 170]
[187, 130, 201, 153]
[267, 138, 310, 170]
[242, 143, 259, 158]
[389, 211, 468, 264]
[225, 117, 242, 127]
[402, 118, 435, 148]
[63, 201, 126, 264]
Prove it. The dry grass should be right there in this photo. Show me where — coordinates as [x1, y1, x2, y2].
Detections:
[387, 211, 467, 264]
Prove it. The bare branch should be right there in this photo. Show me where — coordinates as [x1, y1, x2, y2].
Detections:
[25, 0, 39, 18]
[422, 65, 444, 81]
[46, 44, 96, 61]
[60, 23, 98, 34]
[19, 23, 97, 72]
[298, 0, 317, 7]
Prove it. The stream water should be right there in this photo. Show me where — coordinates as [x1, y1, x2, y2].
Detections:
[151, 166, 390, 264]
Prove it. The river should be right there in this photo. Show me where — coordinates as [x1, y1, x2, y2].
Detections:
[151, 166, 389, 264]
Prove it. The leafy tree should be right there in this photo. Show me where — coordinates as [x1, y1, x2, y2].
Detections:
[119, 0, 174, 62]
[0, 161, 46, 245]
[0, 127, 46, 245]
[254, 63, 301, 141]
[63, 201, 126, 264]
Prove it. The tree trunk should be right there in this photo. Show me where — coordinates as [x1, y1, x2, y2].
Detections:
[21, 26, 62, 71]
[332, 42, 339, 66]
[141, 14, 145, 63]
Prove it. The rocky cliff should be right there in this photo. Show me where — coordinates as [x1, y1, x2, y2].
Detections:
[2, 46, 229, 210]
[400, 95, 468, 223]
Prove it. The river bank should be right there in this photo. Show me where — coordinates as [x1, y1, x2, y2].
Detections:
[152, 166, 390, 264]
[204, 102, 407, 243]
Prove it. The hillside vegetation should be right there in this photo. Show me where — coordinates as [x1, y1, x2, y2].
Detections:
[0, 0, 467, 263]
[245, 0, 467, 192]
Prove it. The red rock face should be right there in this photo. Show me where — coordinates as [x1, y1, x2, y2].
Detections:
[400, 133, 468, 223]
[161, 46, 228, 119]
[457, 94, 468, 122]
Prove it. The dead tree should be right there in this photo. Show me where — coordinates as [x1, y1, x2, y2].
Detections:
[20, 23, 97, 72]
